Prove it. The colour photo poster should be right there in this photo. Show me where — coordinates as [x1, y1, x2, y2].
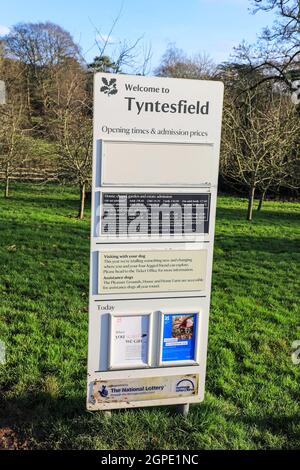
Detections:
[161, 313, 198, 363]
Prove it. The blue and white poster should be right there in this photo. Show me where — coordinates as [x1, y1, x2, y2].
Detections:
[161, 313, 198, 363]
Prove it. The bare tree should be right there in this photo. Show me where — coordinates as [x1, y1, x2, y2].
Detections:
[2, 21, 93, 213]
[3, 22, 82, 127]
[231, 1, 300, 94]
[256, 98, 300, 209]
[55, 113, 92, 219]
[221, 86, 299, 220]
[48, 64, 92, 219]
[0, 47, 33, 197]
[90, 13, 152, 75]
[155, 44, 216, 79]
[139, 42, 152, 76]
[252, 0, 299, 44]
[0, 103, 32, 197]
[221, 1, 300, 211]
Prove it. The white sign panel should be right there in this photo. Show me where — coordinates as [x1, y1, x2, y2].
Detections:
[94, 73, 223, 144]
[108, 313, 152, 369]
[87, 73, 224, 412]
[100, 141, 214, 186]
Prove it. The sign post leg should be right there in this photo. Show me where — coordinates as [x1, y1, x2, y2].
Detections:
[177, 403, 189, 417]
[103, 410, 112, 419]
[0, 80, 6, 105]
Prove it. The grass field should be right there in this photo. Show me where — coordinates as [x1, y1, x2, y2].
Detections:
[0, 183, 299, 450]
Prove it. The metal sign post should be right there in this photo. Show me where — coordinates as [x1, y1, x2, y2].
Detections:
[0, 80, 6, 105]
[287, 70, 300, 105]
[87, 73, 224, 413]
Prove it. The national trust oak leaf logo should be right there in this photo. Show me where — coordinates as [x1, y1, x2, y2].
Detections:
[100, 77, 118, 96]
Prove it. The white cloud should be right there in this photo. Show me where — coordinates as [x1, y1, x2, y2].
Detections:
[95, 33, 115, 45]
[0, 25, 10, 36]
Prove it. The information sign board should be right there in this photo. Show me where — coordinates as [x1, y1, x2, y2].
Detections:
[87, 73, 223, 411]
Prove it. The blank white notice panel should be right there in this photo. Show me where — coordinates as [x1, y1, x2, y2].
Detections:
[101, 141, 214, 186]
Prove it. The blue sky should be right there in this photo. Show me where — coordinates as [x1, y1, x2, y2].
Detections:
[0, 0, 275, 71]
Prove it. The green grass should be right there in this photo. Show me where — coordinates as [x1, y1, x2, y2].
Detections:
[0, 183, 299, 450]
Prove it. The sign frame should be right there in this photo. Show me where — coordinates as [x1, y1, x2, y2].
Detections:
[87, 72, 224, 412]
[94, 186, 213, 244]
[108, 312, 153, 370]
[100, 140, 215, 187]
[158, 311, 201, 367]
[92, 373, 199, 405]
[99, 190, 211, 238]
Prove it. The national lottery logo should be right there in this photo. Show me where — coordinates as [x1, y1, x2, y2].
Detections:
[176, 379, 195, 393]
[100, 77, 118, 96]
[99, 385, 109, 398]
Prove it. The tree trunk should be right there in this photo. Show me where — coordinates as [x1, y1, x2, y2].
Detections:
[247, 185, 255, 221]
[4, 166, 9, 198]
[78, 182, 86, 219]
[4, 177, 9, 198]
[257, 190, 266, 211]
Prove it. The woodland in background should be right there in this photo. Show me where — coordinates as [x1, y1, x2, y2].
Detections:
[0, 0, 299, 220]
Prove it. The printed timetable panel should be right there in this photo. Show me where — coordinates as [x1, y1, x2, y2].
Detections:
[101, 192, 210, 236]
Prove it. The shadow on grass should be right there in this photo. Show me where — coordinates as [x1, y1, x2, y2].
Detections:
[0, 394, 87, 450]
[1, 392, 299, 450]
[0, 392, 180, 450]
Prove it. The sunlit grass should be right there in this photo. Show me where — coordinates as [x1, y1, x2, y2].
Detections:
[0, 183, 299, 449]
